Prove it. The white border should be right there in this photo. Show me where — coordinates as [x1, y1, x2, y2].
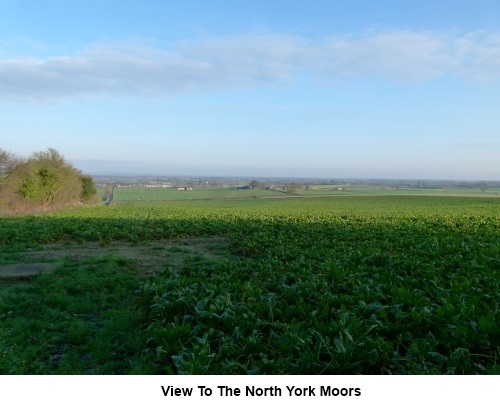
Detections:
[1, 375, 498, 404]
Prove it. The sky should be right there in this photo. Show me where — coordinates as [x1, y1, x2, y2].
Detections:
[1, 0, 500, 180]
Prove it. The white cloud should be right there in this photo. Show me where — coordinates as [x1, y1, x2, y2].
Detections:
[317, 31, 455, 80]
[453, 32, 500, 80]
[1, 30, 500, 102]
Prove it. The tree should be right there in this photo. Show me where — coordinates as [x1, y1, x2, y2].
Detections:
[1, 148, 97, 212]
[0, 149, 22, 185]
[0, 149, 25, 210]
[17, 148, 82, 207]
[80, 175, 98, 203]
[249, 180, 260, 189]
[285, 182, 301, 194]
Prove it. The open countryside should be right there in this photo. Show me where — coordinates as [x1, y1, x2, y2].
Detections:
[115, 185, 500, 200]
[1, 179, 499, 374]
[2, 0, 500, 381]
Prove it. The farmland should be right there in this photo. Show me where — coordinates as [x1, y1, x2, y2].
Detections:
[0, 195, 499, 374]
[113, 186, 286, 201]
[109, 184, 500, 204]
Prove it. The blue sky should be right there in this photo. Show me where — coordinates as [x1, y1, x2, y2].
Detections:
[1, 1, 500, 179]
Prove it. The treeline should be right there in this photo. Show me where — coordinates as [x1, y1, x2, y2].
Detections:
[0, 148, 97, 213]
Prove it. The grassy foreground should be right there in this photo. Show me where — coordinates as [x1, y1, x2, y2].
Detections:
[0, 256, 154, 374]
[1, 196, 499, 374]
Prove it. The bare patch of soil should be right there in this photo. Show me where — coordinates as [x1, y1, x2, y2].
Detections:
[4, 237, 234, 276]
[0, 262, 60, 278]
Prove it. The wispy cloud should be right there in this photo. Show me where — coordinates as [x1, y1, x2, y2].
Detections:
[452, 32, 500, 80]
[316, 31, 455, 80]
[1, 30, 500, 102]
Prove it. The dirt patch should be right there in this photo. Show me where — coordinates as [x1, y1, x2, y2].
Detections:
[5, 237, 234, 275]
[0, 262, 60, 278]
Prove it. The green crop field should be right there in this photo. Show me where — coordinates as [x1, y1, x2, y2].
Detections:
[1, 195, 499, 374]
[110, 185, 500, 203]
[307, 185, 500, 197]
[113, 186, 286, 201]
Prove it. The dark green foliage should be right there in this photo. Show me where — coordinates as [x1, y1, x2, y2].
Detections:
[80, 175, 97, 203]
[0, 256, 153, 374]
[0, 196, 499, 374]
[137, 211, 499, 374]
[18, 176, 38, 199]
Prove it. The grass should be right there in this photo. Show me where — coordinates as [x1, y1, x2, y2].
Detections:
[0, 255, 154, 374]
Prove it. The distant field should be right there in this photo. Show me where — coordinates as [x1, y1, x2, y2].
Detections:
[110, 185, 500, 203]
[1, 195, 499, 375]
[113, 186, 285, 201]
[307, 184, 500, 197]
[116, 194, 500, 216]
